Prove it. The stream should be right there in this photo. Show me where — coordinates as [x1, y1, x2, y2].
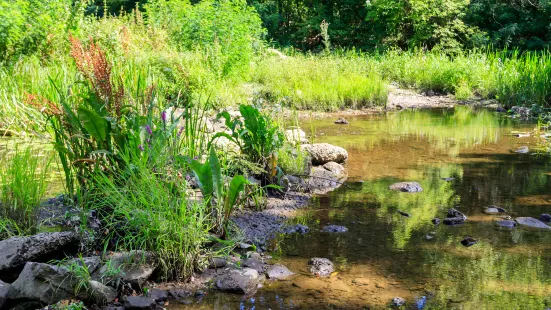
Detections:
[178, 107, 551, 309]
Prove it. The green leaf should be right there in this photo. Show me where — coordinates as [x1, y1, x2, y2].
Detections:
[77, 106, 107, 142]
[209, 147, 223, 199]
[225, 175, 248, 218]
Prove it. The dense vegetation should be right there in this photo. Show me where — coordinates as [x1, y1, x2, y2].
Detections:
[0, 0, 550, 306]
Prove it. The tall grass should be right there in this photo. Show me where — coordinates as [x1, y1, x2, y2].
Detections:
[0, 145, 52, 238]
[252, 54, 389, 110]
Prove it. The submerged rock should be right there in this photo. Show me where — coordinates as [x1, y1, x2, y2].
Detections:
[484, 206, 507, 214]
[432, 218, 441, 225]
[389, 182, 423, 193]
[321, 225, 348, 233]
[215, 268, 261, 294]
[308, 258, 334, 277]
[308, 166, 347, 195]
[444, 208, 467, 226]
[515, 217, 551, 230]
[441, 177, 455, 181]
[283, 224, 310, 234]
[460, 237, 477, 247]
[0, 232, 79, 278]
[515, 146, 529, 154]
[301, 143, 348, 165]
[495, 220, 517, 229]
[266, 264, 295, 280]
[398, 210, 411, 217]
[334, 117, 349, 125]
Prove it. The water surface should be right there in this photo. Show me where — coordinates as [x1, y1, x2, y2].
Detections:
[180, 108, 551, 309]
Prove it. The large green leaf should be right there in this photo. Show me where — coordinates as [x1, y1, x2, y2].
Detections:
[209, 147, 223, 200]
[188, 158, 213, 198]
[77, 106, 107, 142]
[224, 175, 248, 218]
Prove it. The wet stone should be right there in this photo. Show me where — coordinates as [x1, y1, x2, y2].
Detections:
[444, 208, 467, 226]
[147, 288, 168, 302]
[441, 177, 455, 181]
[321, 225, 348, 233]
[334, 117, 349, 125]
[398, 210, 411, 217]
[283, 224, 310, 234]
[495, 220, 516, 229]
[168, 288, 192, 300]
[432, 218, 441, 225]
[484, 206, 506, 214]
[539, 214, 551, 222]
[389, 182, 423, 192]
[515, 217, 551, 230]
[122, 296, 156, 310]
[391, 297, 406, 307]
[515, 146, 529, 154]
[308, 258, 334, 277]
[266, 264, 295, 280]
[461, 237, 477, 247]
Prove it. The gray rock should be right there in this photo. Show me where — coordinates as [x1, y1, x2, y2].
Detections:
[307, 166, 347, 195]
[93, 251, 155, 288]
[321, 225, 348, 233]
[495, 220, 517, 229]
[301, 143, 348, 165]
[0, 280, 10, 309]
[391, 297, 406, 307]
[484, 206, 506, 214]
[334, 117, 349, 125]
[215, 268, 261, 294]
[146, 288, 168, 302]
[266, 264, 294, 280]
[7, 262, 115, 305]
[539, 214, 551, 222]
[389, 182, 423, 193]
[167, 288, 191, 299]
[308, 258, 334, 277]
[242, 257, 267, 273]
[444, 208, 467, 226]
[515, 146, 529, 154]
[122, 295, 156, 310]
[285, 129, 308, 144]
[432, 218, 441, 225]
[322, 162, 346, 178]
[515, 217, 551, 230]
[67, 256, 102, 275]
[208, 257, 227, 269]
[0, 232, 78, 275]
[461, 237, 477, 247]
[283, 224, 310, 234]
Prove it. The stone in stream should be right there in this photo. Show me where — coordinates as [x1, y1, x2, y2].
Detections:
[146, 288, 168, 302]
[389, 182, 423, 193]
[495, 220, 517, 229]
[432, 218, 441, 225]
[321, 225, 348, 233]
[515, 217, 551, 230]
[301, 143, 348, 165]
[283, 224, 310, 234]
[391, 297, 406, 307]
[515, 146, 529, 154]
[441, 177, 455, 181]
[460, 237, 477, 247]
[398, 210, 411, 217]
[323, 161, 346, 178]
[539, 214, 551, 223]
[484, 206, 507, 214]
[121, 295, 156, 310]
[215, 268, 262, 294]
[308, 258, 334, 277]
[208, 257, 227, 269]
[443, 208, 467, 226]
[334, 117, 349, 125]
[266, 264, 295, 280]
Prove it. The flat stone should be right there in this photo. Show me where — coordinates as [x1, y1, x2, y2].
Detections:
[0, 232, 79, 277]
[460, 237, 477, 247]
[389, 182, 423, 192]
[147, 288, 168, 302]
[208, 257, 227, 269]
[515, 146, 529, 153]
[215, 268, 261, 294]
[266, 264, 295, 280]
[122, 295, 156, 310]
[515, 217, 551, 230]
[484, 206, 507, 214]
[308, 258, 334, 277]
[321, 225, 348, 233]
[495, 220, 517, 229]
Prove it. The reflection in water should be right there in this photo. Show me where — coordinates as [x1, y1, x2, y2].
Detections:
[172, 108, 551, 309]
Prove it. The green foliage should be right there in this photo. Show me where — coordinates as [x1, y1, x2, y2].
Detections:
[0, 145, 52, 239]
[148, 0, 265, 77]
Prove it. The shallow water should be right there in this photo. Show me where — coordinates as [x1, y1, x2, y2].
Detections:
[172, 108, 550, 309]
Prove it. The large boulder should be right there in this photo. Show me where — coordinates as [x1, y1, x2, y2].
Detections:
[121, 296, 156, 310]
[0, 232, 79, 280]
[92, 251, 156, 289]
[8, 262, 116, 305]
[515, 217, 551, 230]
[0, 280, 10, 309]
[308, 258, 334, 277]
[301, 143, 348, 165]
[215, 268, 262, 294]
